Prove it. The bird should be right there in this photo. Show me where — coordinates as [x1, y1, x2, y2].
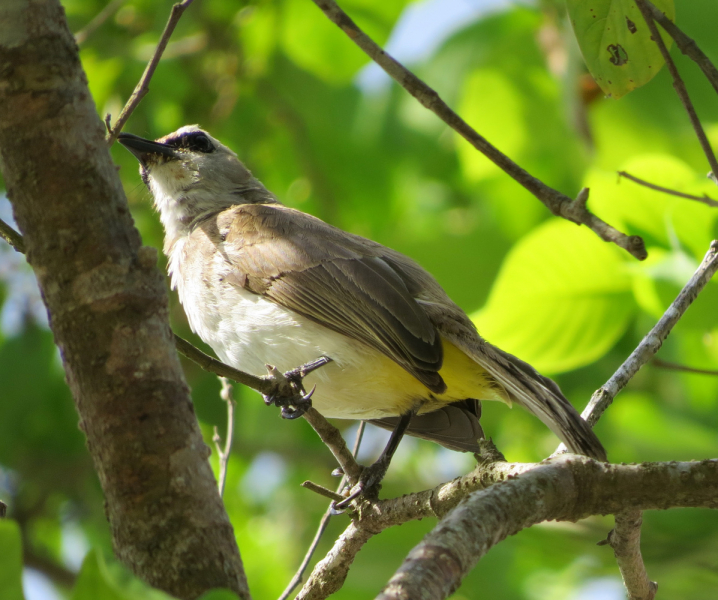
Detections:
[118, 125, 606, 503]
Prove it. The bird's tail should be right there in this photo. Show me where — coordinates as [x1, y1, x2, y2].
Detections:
[464, 342, 607, 461]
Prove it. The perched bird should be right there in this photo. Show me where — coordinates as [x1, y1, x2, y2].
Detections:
[119, 126, 606, 502]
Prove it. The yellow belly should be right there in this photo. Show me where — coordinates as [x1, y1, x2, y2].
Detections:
[434, 338, 510, 408]
[307, 335, 510, 419]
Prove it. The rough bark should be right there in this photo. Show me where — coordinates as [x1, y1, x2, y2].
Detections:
[0, 2, 250, 599]
[376, 456, 718, 600]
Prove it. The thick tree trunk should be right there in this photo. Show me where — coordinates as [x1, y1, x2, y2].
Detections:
[0, 2, 250, 599]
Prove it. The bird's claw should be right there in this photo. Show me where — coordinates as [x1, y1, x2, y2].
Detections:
[262, 358, 330, 420]
[331, 458, 389, 512]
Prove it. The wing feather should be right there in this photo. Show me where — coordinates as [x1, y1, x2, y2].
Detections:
[221, 204, 445, 392]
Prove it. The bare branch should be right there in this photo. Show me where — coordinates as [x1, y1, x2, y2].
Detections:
[376, 456, 718, 600]
[601, 510, 657, 600]
[300, 481, 345, 503]
[635, 0, 718, 178]
[23, 546, 77, 589]
[618, 171, 718, 207]
[643, 0, 718, 96]
[280, 422, 365, 600]
[296, 521, 375, 600]
[0, 216, 24, 253]
[309, 0, 647, 260]
[652, 358, 718, 376]
[105, 0, 195, 146]
[212, 377, 236, 498]
[296, 458, 536, 600]
[174, 333, 276, 392]
[581, 240, 718, 427]
[74, 0, 128, 46]
[302, 408, 363, 483]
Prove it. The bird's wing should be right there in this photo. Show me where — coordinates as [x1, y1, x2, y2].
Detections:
[215, 204, 446, 393]
[370, 399, 483, 452]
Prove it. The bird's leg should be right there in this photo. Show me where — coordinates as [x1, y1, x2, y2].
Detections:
[263, 356, 332, 419]
[334, 410, 414, 510]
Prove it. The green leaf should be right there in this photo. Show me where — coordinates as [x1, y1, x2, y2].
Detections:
[71, 552, 126, 600]
[603, 392, 718, 461]
[71, 551, 173, 600]
[279, 0, 408, 84]
[472, 218, 635, 374]
[457, 68, 528, 182]
[0, 520, 24, 600]
[586, 154, 718, 261]
[567, 0, 675, 98]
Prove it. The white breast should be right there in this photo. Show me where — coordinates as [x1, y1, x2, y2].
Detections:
[169, 241, 423, 420]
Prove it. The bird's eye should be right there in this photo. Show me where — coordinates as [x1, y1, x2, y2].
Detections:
[188, 133, 214, 153]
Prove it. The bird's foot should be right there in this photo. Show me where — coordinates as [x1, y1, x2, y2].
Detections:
[333, 455, 390, 511]
[262, 356, 332, 420]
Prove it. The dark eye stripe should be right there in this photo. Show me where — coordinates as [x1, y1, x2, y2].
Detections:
[167, 132, 215, 153]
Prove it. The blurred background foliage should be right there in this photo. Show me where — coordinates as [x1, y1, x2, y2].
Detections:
[1, 0, 718, 598]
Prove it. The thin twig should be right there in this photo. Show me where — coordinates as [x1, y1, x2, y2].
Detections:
[174, 333, 274, 393]
[0, 217, 24, 253]
[618, 171, 718, 207]
[652, 358, 718, 376]
[74, 0, 128, 46]
[176, 334, 357, 500]
[301, 481, 345, 503]
[309, 0, 646, 260]
[212, 378, 236, 498]
[105, 0, 195, 146]
[600, 510, 658, 600]
[279, 422, 365, 600]
[581, 241, 718, 427]
[23, 546, 77, 588]
[643, 0, 718, 96]
[635, 0, 718, 178]
[302, 408, 363, 484]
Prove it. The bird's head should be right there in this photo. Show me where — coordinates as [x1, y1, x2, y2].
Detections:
[118, 126, 276, 237]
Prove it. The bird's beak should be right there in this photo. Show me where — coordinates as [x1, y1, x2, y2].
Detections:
[118, 132, 177, 164]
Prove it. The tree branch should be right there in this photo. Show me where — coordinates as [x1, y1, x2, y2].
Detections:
[635, 0, 718, 178]
[643, 0, 718, 96]
[105, 0, 195, 146]
[376, 456, 718, 600]
[296, 521, 376, 600]
[0, 216, 24, 253]
[302, 409, 363, 483]
[0, 3, 249, 598]
[212, 377, 236, 498]
[280, 422, 365, 600]
[601, 510, 657, 600]
[652, 358, 718, 376]
[618, 171, 718, 208]
[309, 0, 647, 260]
[74, 0, 128, 46]
[581, 240, 718, 427]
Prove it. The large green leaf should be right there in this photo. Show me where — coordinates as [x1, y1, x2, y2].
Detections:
[472, 218, 635, 374]
[71, 552, 173, 600]
[0, 520, 24, 600]
[567, 0, 675, 98]
[279, 0, 410, 84]
[586, 154, 718, 260]
[71, 552, 126, 600]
